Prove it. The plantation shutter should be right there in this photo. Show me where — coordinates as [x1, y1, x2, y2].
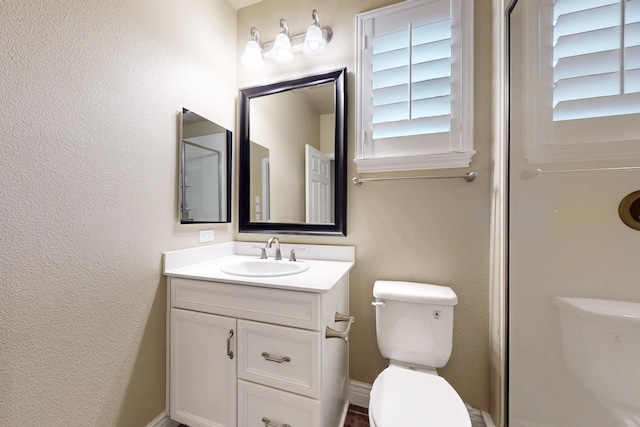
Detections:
[355, 0, 474, 172]
[520, 0, 640, 163]
[553, 0, 640, 122]
[371, 6, 452, 140]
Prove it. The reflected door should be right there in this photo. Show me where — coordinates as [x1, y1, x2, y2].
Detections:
[183, 142, 221, 222]
[305, 144, 331, 224]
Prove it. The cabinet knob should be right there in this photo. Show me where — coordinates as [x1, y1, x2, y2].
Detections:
[262, 416, 291, 427]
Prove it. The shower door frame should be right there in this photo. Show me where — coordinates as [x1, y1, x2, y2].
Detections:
[500, 0, 640, 425]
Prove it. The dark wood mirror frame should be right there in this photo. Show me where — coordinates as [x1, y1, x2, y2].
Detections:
[238, 68, 347, 236]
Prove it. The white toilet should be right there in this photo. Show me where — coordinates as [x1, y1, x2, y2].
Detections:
[555, 297, 640, 426]
[368, 280, 471, 427]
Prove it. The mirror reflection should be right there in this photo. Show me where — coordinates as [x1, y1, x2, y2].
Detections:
[250, 141, 271, 221]
[180, 108, 232, 224]
[249, 83, 335, 224]
[238, 68, 347, 235]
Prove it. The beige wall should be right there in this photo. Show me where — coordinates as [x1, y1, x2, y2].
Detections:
[237, 0, 493, 412]
[0, 0, 497, 424]
[0, 0, 236, 425]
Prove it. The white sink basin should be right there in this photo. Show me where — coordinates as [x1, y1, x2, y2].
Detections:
[221, 259, 309, 277]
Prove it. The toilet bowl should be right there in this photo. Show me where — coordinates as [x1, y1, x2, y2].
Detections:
[555, 297, 640, 426]
[368, 281, 471, 427]
[369, 366, 470, 427]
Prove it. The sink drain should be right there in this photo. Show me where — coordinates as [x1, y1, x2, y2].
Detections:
[619, 190, 640, 231]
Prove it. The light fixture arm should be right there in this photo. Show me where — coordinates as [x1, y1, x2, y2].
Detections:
[320, 27, 333, 45]
[250, 27, 261, 46]
[279, 18, 289, 37]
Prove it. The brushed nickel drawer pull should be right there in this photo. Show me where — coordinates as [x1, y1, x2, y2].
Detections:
[261, 351, 291, 363]
[262, 416, 291, 427]
[226, 329, 234, 360]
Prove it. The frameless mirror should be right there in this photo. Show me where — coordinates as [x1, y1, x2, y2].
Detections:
[238, 68, 347, 235]
[179, 108, 232, 223]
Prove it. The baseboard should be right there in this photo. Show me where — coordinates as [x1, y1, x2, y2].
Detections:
[147, 412, 180, 427]
[348, 379, 372, 408]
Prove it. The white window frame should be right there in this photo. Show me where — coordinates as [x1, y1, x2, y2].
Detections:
[354, 0, 474, 173]
[519, 0, 640, 164]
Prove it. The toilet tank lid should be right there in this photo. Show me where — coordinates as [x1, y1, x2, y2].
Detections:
[374, 281, 458, 305]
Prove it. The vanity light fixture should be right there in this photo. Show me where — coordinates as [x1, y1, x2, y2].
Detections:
[240, 27, 265, 70]
[240, 10, 333, 69]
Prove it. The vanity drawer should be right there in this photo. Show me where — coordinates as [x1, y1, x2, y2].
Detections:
[238, 379, 321, 427]
[171, 278, 321, 330]
[238, 320, 321, 398]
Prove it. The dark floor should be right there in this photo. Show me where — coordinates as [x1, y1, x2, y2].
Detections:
[344, 404, 369, 427]
[179, 404, 488, 426]
[178, 405, 368, 427]
[348, 404, 490, 427]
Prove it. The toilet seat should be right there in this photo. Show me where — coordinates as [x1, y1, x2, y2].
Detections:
[369, 366, 471, 427]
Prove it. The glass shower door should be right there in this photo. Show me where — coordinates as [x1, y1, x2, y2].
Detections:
[508, 1, 640, 426]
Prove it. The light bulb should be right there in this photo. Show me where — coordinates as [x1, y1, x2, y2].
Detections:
[241, 40, 264, 70]
[272, 32, 293, 64]
[303, 24, 326, 58]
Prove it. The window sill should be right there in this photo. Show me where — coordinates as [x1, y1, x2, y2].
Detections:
[354, 150, 475, 173]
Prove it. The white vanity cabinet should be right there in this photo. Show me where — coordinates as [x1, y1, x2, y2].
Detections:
[167, 271, 351, 427]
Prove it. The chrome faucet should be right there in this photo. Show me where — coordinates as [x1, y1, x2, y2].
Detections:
[266, 237, 281, 260]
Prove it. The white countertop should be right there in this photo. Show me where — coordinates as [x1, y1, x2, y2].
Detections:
[163, 241, 355, 293]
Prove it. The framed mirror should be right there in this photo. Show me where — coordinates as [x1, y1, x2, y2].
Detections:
[238, 68, 347, 236]
[179, 108, 232, 223]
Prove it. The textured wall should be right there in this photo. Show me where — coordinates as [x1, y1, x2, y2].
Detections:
[236, 0, 493, 411]
[0, 0, 236, 425]
[0, 0, 495, 423]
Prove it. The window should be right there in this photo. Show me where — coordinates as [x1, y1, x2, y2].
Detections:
[553, 0, 640, 122]
[519, 0, 640, 163]
[355, 0, 474, 173]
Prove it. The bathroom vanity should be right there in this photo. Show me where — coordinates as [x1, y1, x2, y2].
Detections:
[163, 242, 354, 427]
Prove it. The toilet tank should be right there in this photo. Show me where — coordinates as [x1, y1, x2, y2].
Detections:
[373, 281, 458, 368]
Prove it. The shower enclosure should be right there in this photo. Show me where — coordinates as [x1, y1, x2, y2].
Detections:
[507, 0, 640, 425]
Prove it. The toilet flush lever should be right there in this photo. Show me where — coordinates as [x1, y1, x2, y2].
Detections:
[371, 300, 387, 308]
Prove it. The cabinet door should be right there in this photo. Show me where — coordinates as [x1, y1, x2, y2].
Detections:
[170, 308, 236, 427]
